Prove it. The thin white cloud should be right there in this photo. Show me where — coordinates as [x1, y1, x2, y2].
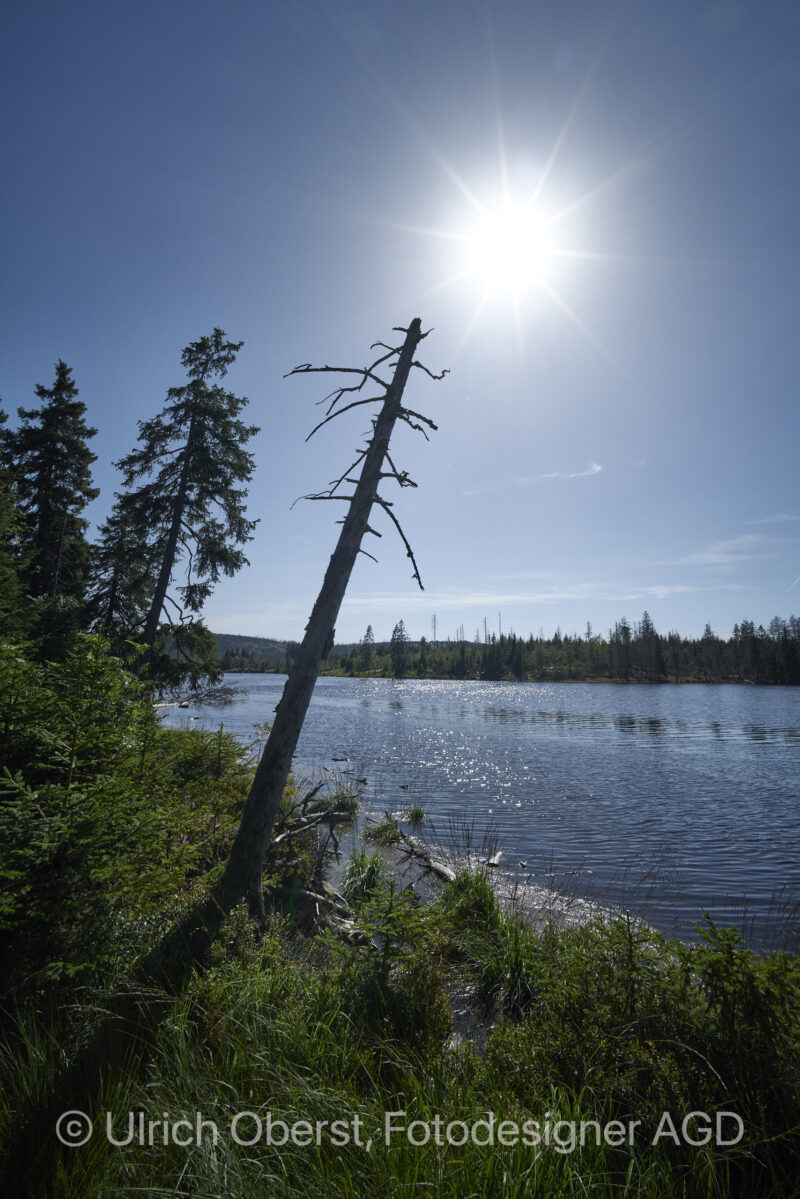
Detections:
[747, 513, 800, 526]
[341, 580, 748, 614]
[465, 462, 602, 497]
[671, 533, 771, 567]
[537, 462, 603, 481]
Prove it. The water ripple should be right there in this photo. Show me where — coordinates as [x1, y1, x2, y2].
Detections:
[162, 676, 800, 949]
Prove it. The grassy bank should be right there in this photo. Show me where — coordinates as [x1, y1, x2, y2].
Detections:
[4, 873, 799, 1197]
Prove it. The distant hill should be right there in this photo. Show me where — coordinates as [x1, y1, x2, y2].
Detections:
[212, 632, 288, 670]
[212, 632, 372, 672]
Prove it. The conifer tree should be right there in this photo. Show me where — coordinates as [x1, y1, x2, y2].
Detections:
[0, 362, 98, 647]
[358, 623, 375, 671]
[113, 329, 259, 680]
[83, 499, 159, 644]
[390, 618, 410, 677]
[0, 407, 24, 631]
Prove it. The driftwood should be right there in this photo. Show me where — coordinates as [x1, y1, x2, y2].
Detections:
[384, 814, 457, 883]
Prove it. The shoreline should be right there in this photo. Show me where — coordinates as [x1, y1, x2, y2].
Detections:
[220, 669, 793, 687]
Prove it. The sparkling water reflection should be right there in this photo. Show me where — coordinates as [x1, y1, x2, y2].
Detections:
[161, 675, 800, 950]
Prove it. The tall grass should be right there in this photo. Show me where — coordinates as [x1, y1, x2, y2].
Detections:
[3, 885, 797, 1197]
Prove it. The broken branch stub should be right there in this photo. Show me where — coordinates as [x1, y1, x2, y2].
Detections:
[219, 317, 444, 919]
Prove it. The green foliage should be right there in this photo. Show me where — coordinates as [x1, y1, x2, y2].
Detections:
[307, 786, 360, 816]
[328, 612, 800, 685]
[215, 631, 287, 671]
[357, 622, 375, 672]
[114, 330, 258, 658]
[0, 635, 251, 997]
[434, 867, 501, 939]
[0, 425, 24, 634]
[2, 859, 799, 1196]
[341, 848, 387, 904]
[11, 899, 797, 1197]
[0, 361, 98, 653]
[406, 803, 426, 828]
[365, 814, 402, 846]
[478, 912, 800, 1186]
[150, 619, 222, 692]
[475, 914, 541, 1017]
[389, 618, 409, 677]
[331, 882, 452, 1053]
[83, 501, 160, 644]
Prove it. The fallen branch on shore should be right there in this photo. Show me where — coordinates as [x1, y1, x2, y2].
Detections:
[380, 811, 458, 883]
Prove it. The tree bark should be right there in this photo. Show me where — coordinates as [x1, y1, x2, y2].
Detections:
[219, 317, 424, 918]
[140, 414, 197, 658]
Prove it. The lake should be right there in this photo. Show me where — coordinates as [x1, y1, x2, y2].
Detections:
[160, 674, 800, 951]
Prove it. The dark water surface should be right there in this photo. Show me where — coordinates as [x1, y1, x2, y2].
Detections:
[161, 675, 800, 950]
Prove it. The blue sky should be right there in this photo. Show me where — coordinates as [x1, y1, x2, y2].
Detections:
[3, 0, 799, 644]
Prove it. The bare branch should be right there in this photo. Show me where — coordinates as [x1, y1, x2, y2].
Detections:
[270, 808, 357, 847]
[291, 494, 355, 510]
[320, 379, 379, 415]
[383, 450, 419, 486]
[375, 498, 424, 590]
[324, 448, 368, 496]
[315, 349, 397, 412]
[305, 397, 384, 442]
[400, 406, 438, 430]
[398, 415, 429, 441]
[359, 548, 379, 563]
[300, 782, 325, 814]
[285, 362, 390, 392]
[366, 346, 402, 373]
[291, 450, 371, 509]
[412, 360, 450, 382]
[397, 407, 439, 441]
[379, 470, 417, 488]
[163, 592, 189, 626]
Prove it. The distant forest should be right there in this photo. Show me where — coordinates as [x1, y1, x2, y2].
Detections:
[216, 613, 800, 685]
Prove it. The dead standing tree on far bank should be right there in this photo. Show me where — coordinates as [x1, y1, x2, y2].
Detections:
[219, 317, 447, 920]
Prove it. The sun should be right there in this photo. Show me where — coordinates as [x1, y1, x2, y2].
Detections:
[465, 203, 553, 294]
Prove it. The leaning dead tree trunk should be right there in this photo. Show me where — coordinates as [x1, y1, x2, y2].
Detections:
[219, 316, 445, 919]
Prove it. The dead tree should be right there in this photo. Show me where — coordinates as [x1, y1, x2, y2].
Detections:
[219, 316, 446, 919]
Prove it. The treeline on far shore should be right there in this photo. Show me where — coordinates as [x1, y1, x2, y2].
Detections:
[216, 611, 800, 685]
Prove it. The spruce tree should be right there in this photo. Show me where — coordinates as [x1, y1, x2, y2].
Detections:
[0, 407, 24, 632]
[0, 362, 98, 648]
[83, 499, 159, 645]
[390, 619, 410, 677]
[358, 623, 375, 671]
[113, 329, 258, 682]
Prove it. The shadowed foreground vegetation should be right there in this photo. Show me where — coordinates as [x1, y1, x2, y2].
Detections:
[1, 635, 799, 1197]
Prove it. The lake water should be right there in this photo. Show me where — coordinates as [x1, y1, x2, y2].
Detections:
[160, 674, 800, 951]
